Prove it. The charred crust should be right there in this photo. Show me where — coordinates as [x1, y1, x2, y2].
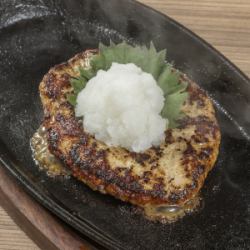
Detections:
[168, 191, 184, 203]
[142, 171, 151, 183]
[43, 108, 51, 119]
[79, 135, 89, 146]
[44, 71, 71, 100]
[60, 101, 73, 110]
[69, 144, 82, 166]
[191, 134, 209, 143]
[151, 183, 166, 199]
[47, 127, 59, 150]
[130, 152, 151, 166]
[198, 147, 213, 160]
[53, 62, 68, 71]
[196, 99, 205, 108]
[44, 73, 59, 99]
[183, 142, 196, 155]
[150, 146, 163, 157]
[186, 180, 198, 190]
[179, 115, 219, 139]
[150, 162, 159, 170]
[89, 165, 145, 194]
[165, 129, 174, 144]
[55, 114, 81, 136]
[187, 83, 206, 106]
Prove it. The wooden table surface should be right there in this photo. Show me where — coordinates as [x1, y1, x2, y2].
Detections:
[0, 0, 250, 249]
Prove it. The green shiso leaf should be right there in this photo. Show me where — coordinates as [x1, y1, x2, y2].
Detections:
[158, 65, 188, 94]
[68, 41, 188, 128]
[78, 67, 94, 80]
[161, 91, 188, 128]
[70, 77, 87, 93]
[67, 94, 77, 106]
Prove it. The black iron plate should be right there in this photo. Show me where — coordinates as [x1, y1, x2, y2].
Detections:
[0, 0, 250, 249]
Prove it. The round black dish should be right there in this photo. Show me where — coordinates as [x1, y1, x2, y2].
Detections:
[0, 0, 250, 249]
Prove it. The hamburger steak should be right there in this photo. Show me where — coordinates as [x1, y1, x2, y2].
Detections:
[38, 49, 221, 222]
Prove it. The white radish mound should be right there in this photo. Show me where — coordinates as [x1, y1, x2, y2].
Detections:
[75, 63, 168, 152]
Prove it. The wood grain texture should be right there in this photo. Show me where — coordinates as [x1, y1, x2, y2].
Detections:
[0, 167, 95, 250]
[139, 0, 250, 77]
[0, 1, 249, 249]
[0, 208, 39, 250]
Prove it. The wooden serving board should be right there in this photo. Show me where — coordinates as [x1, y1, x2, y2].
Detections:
[0, 167, 97, 250]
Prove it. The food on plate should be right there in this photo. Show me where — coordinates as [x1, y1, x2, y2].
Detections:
[34, 42, 221, 222]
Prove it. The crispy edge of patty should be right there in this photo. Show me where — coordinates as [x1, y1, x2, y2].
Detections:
[39, 50, 221, 207]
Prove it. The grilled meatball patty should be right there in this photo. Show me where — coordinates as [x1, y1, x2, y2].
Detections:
[39, 50, 221, 212]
